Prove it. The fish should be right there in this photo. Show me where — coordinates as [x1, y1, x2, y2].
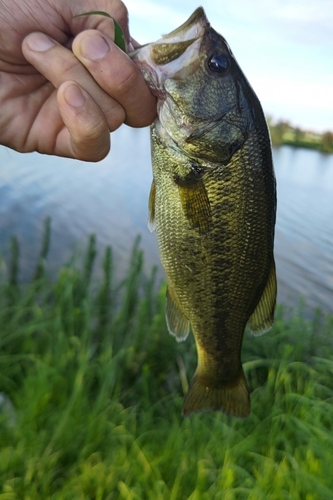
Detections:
[131, 7, 277, 417]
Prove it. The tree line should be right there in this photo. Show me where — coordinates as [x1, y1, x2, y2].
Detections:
[266, 117, 333, 154]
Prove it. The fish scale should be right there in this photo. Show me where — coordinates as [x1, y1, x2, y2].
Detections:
[131, 7, 277, 417]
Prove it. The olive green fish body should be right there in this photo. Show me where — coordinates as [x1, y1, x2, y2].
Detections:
[151, 122, 275, 416]
[132, 8, 277, 416]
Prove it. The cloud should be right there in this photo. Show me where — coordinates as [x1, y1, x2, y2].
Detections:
[205, 0, 333, 46]
[252, 77, 333, 110]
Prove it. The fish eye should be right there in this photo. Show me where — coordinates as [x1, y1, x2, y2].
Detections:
[207, 54, 230, 75]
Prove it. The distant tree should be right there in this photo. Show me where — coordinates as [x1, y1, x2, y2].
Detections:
[321, 131, 333, 153]
[294, 127, 305, 142]
[268, 120, 291, 146]
[269, 126, 282, 146]
[266, 117, 333, 154]
[276, 120, 291, 135]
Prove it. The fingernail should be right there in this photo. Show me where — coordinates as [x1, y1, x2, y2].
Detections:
[27, 33, 56, 52]
[80, 34, 110, 60]
[64, 84, 85, 108]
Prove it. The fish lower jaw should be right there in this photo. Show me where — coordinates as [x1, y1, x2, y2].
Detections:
[132, 62, 165, 99]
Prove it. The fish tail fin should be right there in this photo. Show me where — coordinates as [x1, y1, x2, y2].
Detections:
[182, 369, 250, 418]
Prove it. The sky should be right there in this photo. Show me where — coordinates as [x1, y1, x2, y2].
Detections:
[125, 0, 333, 132]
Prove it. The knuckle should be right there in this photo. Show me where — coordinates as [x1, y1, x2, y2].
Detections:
[112, 63, 139, 97]
[59, 52, 81, 77]
[72, 125, 110, 161]
[76, 116, 105, 141]
[104, 104, 126, 132]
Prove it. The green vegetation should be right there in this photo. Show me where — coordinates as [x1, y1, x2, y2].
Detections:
[267, 117, 333, 154]
[74, 12, 126, 52]
[1, 220, 333, 498]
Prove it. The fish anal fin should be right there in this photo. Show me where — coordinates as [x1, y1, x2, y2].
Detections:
[175, 173, 212, 234]
[148, 180, 156, 232]
[166, 285, 190, 342]
[182, 368, 250, 418]
[249, 259, 277, 336]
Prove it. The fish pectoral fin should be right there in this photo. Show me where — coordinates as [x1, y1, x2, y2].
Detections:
[249, 259, 277, 336]
[148, 180, 156, 232]
[176, 174, 212, 234]
[166, 285, 190, 342]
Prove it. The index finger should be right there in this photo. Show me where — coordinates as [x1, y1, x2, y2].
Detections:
[72, 30, 157, 128]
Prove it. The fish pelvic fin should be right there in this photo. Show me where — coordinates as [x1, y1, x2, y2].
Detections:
[249, 259, 277, 336]
[182, 368, 250, 418]
[166, 285, 190, 342]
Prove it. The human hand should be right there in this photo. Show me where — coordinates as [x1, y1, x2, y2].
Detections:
[0, 0, 156, 161]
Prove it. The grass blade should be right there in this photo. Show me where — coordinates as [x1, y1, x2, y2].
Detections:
[74, 11, 126, 52]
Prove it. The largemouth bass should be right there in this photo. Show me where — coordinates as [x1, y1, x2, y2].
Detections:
[131, 7, 277, 417]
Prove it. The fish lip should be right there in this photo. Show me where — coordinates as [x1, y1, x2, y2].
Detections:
[128, 7, 208, 58]
[129, 7, 208, 92]
[128, 43, 149, 59]
[132, 63, 167, 100]
[128, 54, 164, 99]
[159, 7, 209, 42]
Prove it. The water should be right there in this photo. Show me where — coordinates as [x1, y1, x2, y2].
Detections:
[0, 126, 332, 314]
[274, 146, 333, 313]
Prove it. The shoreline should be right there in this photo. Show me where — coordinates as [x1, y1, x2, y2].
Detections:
[267, 118, 333, 154]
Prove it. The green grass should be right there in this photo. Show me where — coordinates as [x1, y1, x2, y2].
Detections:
[1, 220, 333, 499]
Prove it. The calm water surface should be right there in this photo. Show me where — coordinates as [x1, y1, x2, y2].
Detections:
[0, 126, 332, 314]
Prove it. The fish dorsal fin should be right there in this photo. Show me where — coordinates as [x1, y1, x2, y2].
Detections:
[175, 167, 212, 234]
[166, 285, 190, 342]
[249, 260, 277, 336]
[148, 180, 156, 232]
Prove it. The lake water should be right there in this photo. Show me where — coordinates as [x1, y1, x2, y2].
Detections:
[0, 126, 332, 315]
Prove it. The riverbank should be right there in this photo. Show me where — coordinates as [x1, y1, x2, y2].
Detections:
[267, 118, 333, 154]
[1, 234, 333, 498]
